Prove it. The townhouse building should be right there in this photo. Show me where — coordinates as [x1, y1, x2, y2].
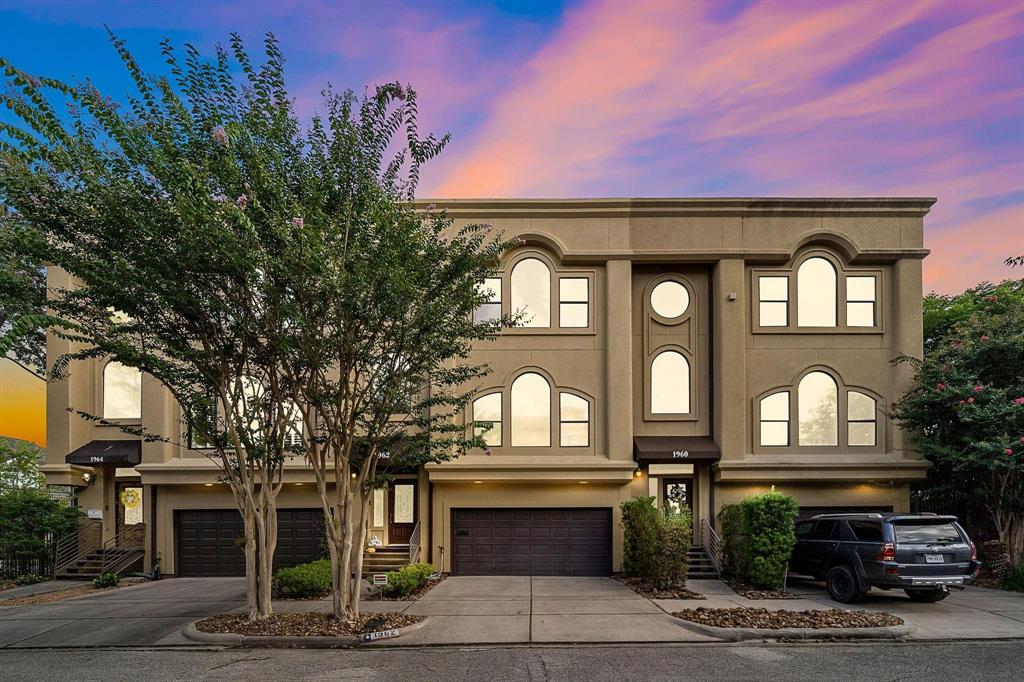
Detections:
[41, 197, 932, 577]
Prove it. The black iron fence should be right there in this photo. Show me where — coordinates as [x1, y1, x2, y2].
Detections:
[0, 539, 57, 579]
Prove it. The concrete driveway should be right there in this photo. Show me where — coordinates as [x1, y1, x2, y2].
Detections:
[0, 578, 246, 648]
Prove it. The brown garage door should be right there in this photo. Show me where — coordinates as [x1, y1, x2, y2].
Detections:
[176, 509, 325, 577]
[452, 508, 612, 576]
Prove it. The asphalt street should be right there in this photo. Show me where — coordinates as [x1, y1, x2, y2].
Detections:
[1, 641, 1022, 681]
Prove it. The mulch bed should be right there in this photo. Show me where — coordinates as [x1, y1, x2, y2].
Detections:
[0, 584, 119, 607]
[673, 607, 902, 630]
[367, 575, 446, 602]
[615, 576, 705, 600]
[0, 580, 16, 593]
[195, 611, 422, 637]
[725, 578, 797, 600]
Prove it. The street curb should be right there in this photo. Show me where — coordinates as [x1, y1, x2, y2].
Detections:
[670, 616, 915, 641]
[182, 616, 431, 648]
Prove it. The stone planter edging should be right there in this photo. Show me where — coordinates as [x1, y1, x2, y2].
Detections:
[182, 616, 431, 648]
[671, 616, 915, 641]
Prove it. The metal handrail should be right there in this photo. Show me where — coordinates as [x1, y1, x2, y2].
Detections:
[700, 518, 722, 574]
[53, 520, 102, 577]
[100, 524, 145, 575]
[408, 520, 421, 565]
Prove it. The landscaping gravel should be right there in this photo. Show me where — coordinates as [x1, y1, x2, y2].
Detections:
[724, 579, 797, 599]
[195, 612, 423, 637]
[615, 576, 705, 600]
[673, 607, 902, 630]
[0, 584, 119, 607]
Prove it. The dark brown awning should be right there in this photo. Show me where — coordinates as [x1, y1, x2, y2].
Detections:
[65, 440, 141, 467]
[633, 436, 721, 463]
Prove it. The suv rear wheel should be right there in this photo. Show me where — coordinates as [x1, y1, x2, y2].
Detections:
[826, 565, 866, 603]
[904, 588, 949, 603]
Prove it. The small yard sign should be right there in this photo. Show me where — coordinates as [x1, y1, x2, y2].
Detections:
[372, 573, 388, 586]
[362, 628, 400, 642]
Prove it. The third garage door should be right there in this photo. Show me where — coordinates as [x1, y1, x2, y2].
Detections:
[452, 508, 612, 576]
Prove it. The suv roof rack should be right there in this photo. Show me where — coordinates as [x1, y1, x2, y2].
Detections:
[810, 513, 884, 520]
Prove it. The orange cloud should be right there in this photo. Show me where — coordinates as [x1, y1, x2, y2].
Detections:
[0, 359, 46, 447]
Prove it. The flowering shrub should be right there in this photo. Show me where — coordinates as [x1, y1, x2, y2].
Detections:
[893, 279, 1024, 563]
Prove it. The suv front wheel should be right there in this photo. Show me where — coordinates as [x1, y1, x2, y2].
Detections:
[826, 565, 866, 603]
[904, 588, 949, 603]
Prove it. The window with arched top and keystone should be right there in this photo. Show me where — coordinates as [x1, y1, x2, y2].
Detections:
[752, 250, 883, 333]
[102, 361, 142, 420]
[754, 368, 883, 452]
[471, 249, 596, 334]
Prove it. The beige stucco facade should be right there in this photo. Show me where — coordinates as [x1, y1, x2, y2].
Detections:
[43, 197, 932, 576]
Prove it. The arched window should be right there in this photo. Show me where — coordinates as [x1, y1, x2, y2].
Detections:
[472, 393, 502, 447]
[511, 373, 550, 446]
[103, 361, 141, 419]
[651, 351, 690, 414]
[797, 257, 837, 327]
[559, 393, 589, 447]
[798, 371, 838, 445]
[759, 392, 790, 446]
[510, 258, 550, 327]
[847, 391, 877, 446]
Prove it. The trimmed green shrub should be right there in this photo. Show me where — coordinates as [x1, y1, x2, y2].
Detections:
[273, 559, 331, 598]
[718, 503, 747, 579]
[92, 572, 120, 588]
[726, 490, 799, 589]
[1006, 564, 1024, 592]
[621, 496, 661, 579]
[14, 573, 46, 586]
[379, 562, 435, 599]
[655, 509, 692, 589]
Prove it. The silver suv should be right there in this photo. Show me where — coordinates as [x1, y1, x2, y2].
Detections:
[790, 513, 979, 603]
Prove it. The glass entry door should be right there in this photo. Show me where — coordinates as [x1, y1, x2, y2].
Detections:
[388, 481, 417, 545]
[662, 478, 693, 516]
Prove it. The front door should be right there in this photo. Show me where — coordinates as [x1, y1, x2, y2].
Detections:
[663, 478, 693, 515]
[388, 481, 417, 545]
[116, 483, 144, 535]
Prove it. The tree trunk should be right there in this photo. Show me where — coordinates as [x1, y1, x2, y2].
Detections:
[242, 505, 259, 621]
[347, 494, 372, 619]
[257, 499, 278, 618]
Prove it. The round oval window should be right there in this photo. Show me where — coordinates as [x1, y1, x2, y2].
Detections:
[650, 281, 689, 318]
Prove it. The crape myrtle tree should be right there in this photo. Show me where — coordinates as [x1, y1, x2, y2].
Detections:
[0, 33, 331, 620]
[277, 90, 516, 620]
[0, 213, 46, 374]
[892, 277, 1024, 564]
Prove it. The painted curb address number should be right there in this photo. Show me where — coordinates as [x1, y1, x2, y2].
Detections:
[362, 629, 400, 642]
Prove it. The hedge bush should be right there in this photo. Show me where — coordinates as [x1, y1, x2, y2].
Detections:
[273, 559, 331, 598]
[92, 572, 120, 588]
[718, 490, 799, 589]
[14, 573, 46, 586]
[621, 496, 691, 589]
[379, 562, 435, 599]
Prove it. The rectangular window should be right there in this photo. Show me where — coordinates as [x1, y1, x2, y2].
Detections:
[559, 392, 589, 447]
[558, 277, 589, 328]
[473, 393, 502, 447]
[846, 276, 876, 327]
[847, 391, 877, 446]
[759, 391, 790, 446]
[373, 489, 385, 528]
[473, 278, 502, 324]
[758, 276, 788, 327]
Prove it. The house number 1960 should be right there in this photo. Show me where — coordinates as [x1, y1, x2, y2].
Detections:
[672, 450, 689, 458]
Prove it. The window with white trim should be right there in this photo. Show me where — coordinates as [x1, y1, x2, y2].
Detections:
[510, 373, 550, 446]
[472, 393, 502, 447]
[558, 278, 589, 328]
[510, 258, 550, 327]
[559, 393, 589, 447]
[651, 351, 690, 414]
[759, 391, 790, 446]
[103, 361, 142, 419]
[847, 391, 877, 446]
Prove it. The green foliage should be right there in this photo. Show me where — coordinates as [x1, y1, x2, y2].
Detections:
[0, 488, 79, 562]
[273, 559, 331, 598]
[1005, 564, 1024, 592]
[719, 491, 799, 588]
[92, 572, 120, 588]
[14, 573, 45, 585]
[718, 503, 747, 579]
[655, 509, 692, 590]
[0, 215, 46, 374]
[621, 497, 661, 579]
[894, 278, 1024, 562]
[379, 562, 435, 599]
[0, 438, 44, 492]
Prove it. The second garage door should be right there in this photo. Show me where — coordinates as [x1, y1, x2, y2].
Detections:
[176, 508, 325, 577]
[452, 508, 612, 576]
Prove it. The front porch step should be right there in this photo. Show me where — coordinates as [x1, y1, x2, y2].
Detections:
[686, 545, 720, 579]
[361, 546, 413, 576]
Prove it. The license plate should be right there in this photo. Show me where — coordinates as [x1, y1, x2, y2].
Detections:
[924, 554, 944, 564]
